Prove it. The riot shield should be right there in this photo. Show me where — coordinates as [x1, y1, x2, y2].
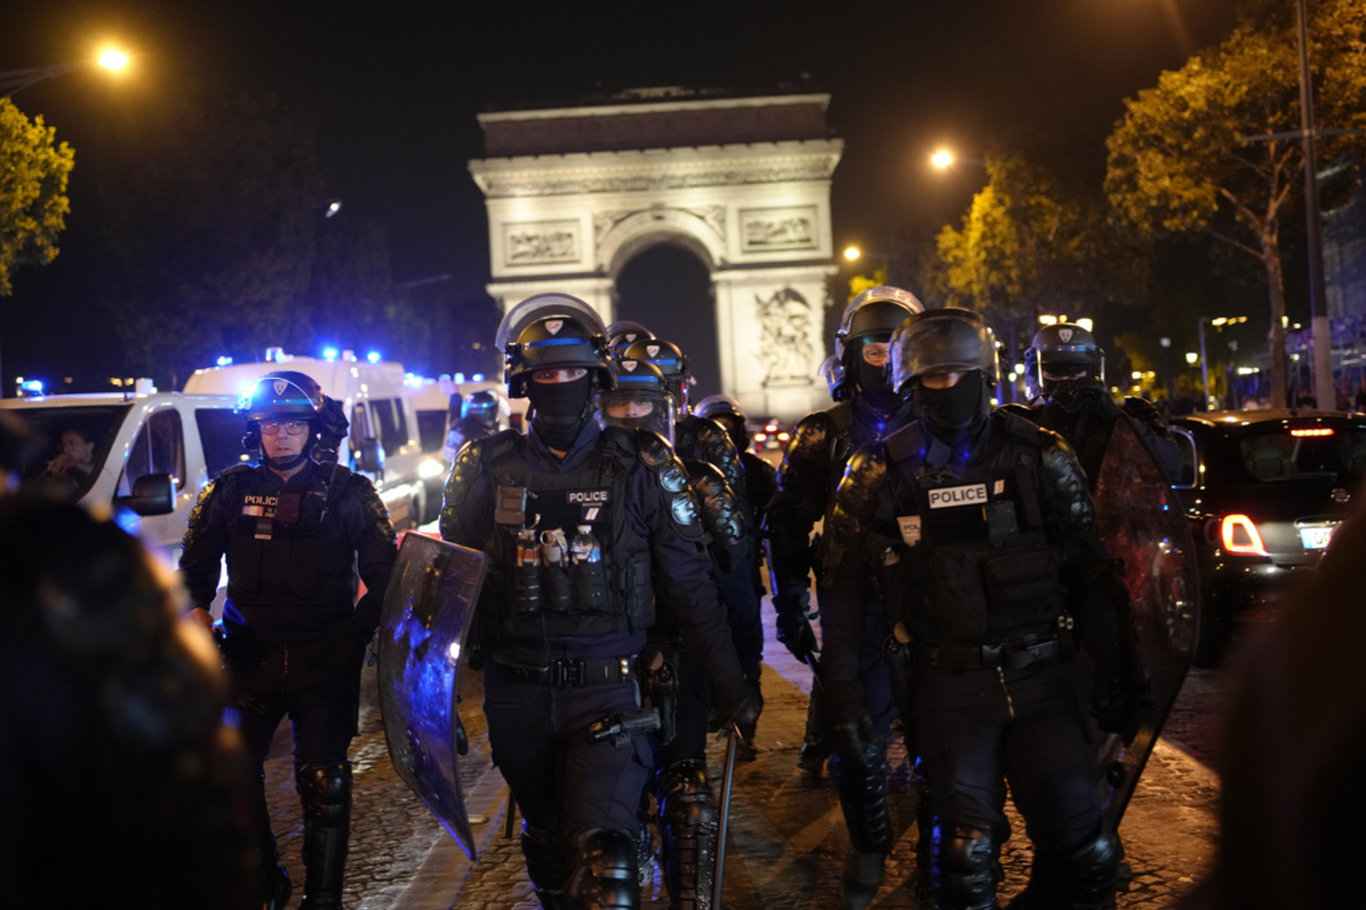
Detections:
[1091, 416, 1200, 831]
[378, 531, 488, 859]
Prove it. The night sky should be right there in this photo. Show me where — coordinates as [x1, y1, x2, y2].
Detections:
[1, 0, 1248, 389]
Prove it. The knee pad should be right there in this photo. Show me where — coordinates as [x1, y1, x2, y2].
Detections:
[931, 820, 998, 910]
[521, 826, 569, 893]
[1040, 827, 1121, 909]
[566, 828, 640, 910]
[657, 760, 718, 907]
[296, 761, 352, 827]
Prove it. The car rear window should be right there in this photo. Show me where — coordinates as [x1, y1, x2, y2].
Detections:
[1232, 426, 1366, 483]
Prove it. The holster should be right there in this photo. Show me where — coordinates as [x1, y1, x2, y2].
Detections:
[643, 651, 679, 746]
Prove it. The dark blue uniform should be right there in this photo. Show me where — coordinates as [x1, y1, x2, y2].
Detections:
[440, 419, 746, 906]
[179, 458, 396, 906]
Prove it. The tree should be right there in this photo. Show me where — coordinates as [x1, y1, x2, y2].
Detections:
[931, 151, 1151, 370]
[1105, 0, 1366, 408]
[0, 98, 75, 296]
[100, 93, 333, 385]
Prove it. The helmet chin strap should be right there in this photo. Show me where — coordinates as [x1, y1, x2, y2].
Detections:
[262, 451, 310, 471]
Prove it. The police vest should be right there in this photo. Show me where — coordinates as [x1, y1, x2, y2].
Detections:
[221, 463, 358, 611]
[480, 428, 655, 641]
[884, 414, 1065, 644]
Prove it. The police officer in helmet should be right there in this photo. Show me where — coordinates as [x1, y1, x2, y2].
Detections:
[440, 295, 758, 909]
[1021, 322, 1181, 485]
[180, 370, 397, 910]
[767, 285, 926, 905]
[823, 308, 1147, 908]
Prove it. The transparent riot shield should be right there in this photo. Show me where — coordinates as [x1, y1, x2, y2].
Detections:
[1091, 416, 1200, 830]
[378, 531, 488, 859]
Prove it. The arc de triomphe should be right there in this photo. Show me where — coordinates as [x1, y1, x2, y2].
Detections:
[468, 88, 842, 422]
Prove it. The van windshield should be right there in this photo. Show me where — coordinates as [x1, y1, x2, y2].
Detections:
[7, 404, 132, 500]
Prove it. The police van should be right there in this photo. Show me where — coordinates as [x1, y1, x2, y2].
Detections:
[184, 351, 429, 529]
[0, 382, 251, 555]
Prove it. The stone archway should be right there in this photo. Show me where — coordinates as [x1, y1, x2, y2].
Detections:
[468, 88, 843, 422]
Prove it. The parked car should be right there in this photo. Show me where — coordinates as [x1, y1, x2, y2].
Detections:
[1171, 408, 1366, 664]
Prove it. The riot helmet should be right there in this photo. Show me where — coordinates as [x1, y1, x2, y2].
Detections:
[888, 308, 1000, 395]
[832, 285, 925, 401]
[236, 370, 345, 469]
[502, 301, 614, 399]
[460, 390, 503, 429]
[597, 359, 676, 443]
[1024, 322, 1105, 403]
[819, 355, 846, 402]
[622, 337, 692, 411]
[606, 320, 654, 360]
[694, 393, 749, 452]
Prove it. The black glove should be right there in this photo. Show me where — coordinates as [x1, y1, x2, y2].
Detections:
[775, 606, 819, 664]
[1093, 672, 1153, 746]
[714, 676, 762, 743]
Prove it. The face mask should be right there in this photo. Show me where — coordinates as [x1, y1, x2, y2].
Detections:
[1050, 382, 1112, 416]
[527, 375, 592, 449]
[857, 358, 894, 406]
[914, 373, 989, 434]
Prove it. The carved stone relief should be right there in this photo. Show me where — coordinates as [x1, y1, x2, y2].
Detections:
[740, 206, 818, 252]
[503, 220, 580, 267]
[755, 287, 816, 385]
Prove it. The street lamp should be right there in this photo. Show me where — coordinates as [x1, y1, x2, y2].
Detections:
[0, 47, 131, 97]
[930, 147, 987, 171]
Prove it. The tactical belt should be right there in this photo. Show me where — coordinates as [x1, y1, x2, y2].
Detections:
[914, 634, 1060, 671]
[493, 653, 637, 687]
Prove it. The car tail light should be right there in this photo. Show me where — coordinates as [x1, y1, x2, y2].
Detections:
[1220, 514, 1268, 556]
[1290, 427, 1334, 437]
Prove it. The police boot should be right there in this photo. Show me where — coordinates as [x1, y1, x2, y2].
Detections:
[658, 759, 718, 909]
[797, 688, 829, 779]
[565, 828, 640, 909]
[839, 850, 886, 910]
[931, 821, 1000, 910]
[1007, 827, 1120, 910]
[263, 857, 292, 910]
[522, 826, 571, 909]
[297, 761, 353, 910]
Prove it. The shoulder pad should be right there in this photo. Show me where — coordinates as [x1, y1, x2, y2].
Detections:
[788, 410, 835, 454]
[631, 428, 704, 537]
[998, 408, 1047, 446]
[844, 443, 890, 490]
[1036, 428, 1093, 529]
[688, 461, 747, 547]
[997, 402, 1037, 421]
[440, 434, 494, 534]
[480, 428, 522, 463]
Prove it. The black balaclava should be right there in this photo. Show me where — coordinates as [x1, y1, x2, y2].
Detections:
[913, 372, 991, 437]
[527, 375, 593, 450]
[851, 337, 896, 412]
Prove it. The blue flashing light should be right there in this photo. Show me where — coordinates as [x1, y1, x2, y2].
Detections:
[323, 347, 339, 362]
[367, 351, 381, 364]
[216, 355, 233, 367]
[453, 372, 466, 384]
[471, 373, 484, 382]
[20, 379, 43, 394]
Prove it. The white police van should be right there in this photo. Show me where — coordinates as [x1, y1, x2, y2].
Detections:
[183, 350, 429, 529]
[0, 382, 249, 555]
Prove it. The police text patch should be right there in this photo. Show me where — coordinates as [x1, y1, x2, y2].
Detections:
[927, 483, 989, 509]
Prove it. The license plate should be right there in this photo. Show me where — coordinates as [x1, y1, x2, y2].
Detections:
[1299, 524, 1336, 550]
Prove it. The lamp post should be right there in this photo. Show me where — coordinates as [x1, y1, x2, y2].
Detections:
[1295, 0, 1335, 412]
[1197, 315, 1247, 411]
[1160, 337, 1174, 406]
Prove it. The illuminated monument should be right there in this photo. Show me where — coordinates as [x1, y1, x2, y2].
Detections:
[469, 87, 843, 421]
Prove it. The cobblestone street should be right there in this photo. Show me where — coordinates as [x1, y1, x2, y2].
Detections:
[262, 607, 1224, 908]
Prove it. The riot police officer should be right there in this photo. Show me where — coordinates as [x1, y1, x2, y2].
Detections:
[440, 295, 757, 909]
[823, 308, 1146, 909]
[180, 370, 398, 910]
[1021, 322, 1181, 484]
[447, 389, 505, 457]
[763, 285, 924, 905]
[693, 393, 778, 539]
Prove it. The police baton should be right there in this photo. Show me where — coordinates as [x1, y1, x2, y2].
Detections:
[712, 720, 741, 907]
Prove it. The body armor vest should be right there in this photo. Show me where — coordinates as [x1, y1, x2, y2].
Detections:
[221, 463, 358, 612]
[881, 414, 1064, 645]
[480, 429, 656, 642]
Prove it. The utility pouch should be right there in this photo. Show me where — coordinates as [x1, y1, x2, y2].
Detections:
[542, 566, 572, 613]
[645, 655, 679, 746]
[927, 544, 990, 640]
[494, 485, 529, 527]
[511, 565, 541, 615]
[982, 543, 1063, 618]
[571, 560, 609, 613]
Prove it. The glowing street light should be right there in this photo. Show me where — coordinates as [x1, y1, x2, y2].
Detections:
[930, 147, 987, 171]
[0, 46, 133, 97]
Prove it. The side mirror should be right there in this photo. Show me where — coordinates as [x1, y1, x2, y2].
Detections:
[353, 437, 384, 478]
[118, 472, 175, 516]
